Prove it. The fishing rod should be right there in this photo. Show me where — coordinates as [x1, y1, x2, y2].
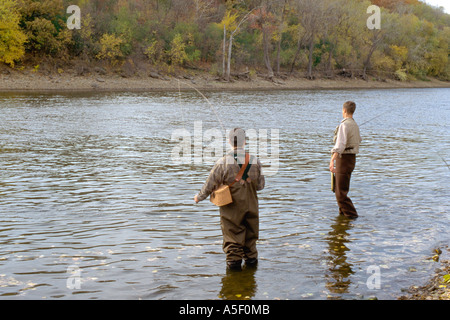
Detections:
[177, 79, 185, 130]
[357, 111, 449, 171]
[359, 113, 383, 127]
[437, 152, 450, 170]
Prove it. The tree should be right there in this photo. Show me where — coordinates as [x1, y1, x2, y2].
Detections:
[17, 0, 74, 58]
[318, 0, 351, 77]
[167, 33, 188, 66]
[219, 10, 238, 78]
[362, 28, 384, 79]
[4, 0, 448, 80]
[359, 3, 398, 79]
[426, 27, 449, 79]
[219, 7, 258, 81]
[249, 2, 278, 79]
[274, 0, 289, 76]
[0, 0, 27, 66]
[292, 0, 331, 79]
[193, 0, 219, 26]
[96, 33, 124, 66]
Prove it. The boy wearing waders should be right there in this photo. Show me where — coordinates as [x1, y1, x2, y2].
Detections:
[194, 128, 265, 271]
[329, 101, 362, 218]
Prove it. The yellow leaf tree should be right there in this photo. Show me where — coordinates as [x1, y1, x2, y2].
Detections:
[167, 33, 188, 66]
[96, 33, 124, 66]
[0, 0, 27, 67]
[217, 10, 238, 78]
[217, 8, 257, 80]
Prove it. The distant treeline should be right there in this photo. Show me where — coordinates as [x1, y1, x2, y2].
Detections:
[1, 0, 449, 81]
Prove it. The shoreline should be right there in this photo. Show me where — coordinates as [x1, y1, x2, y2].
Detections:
[1, 71, 449, 93]
[399, 249, 450, 300]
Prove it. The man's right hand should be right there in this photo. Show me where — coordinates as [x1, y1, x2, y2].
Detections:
[329, 160, 335, 173]
[330, 153, 338, 173]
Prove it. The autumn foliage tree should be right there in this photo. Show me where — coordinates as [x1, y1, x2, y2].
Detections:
[18, 0, 72, 57]
[0, 0, 27, 66]
[249, 5, 278, 79]
[0, 0, 448, 81]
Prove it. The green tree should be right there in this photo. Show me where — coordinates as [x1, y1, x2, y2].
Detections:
[200, 22, 223, 63]
[18, 0, 71, 56]
[109, 0, 137, 56]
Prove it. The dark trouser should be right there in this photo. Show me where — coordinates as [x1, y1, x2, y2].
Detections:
[335, 154, 358, 218]
[219, 182, 259, 263]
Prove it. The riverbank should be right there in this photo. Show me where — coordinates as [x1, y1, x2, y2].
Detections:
[1, 68, 449, 92]
[399, 248, 450, 300]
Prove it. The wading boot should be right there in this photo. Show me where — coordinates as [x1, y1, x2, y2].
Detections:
[227, 260, 242, 271]
[244, 258, 258, 268]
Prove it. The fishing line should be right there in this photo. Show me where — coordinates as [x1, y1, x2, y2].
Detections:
[436, 152, 450, 171]
[357, 109, 450, 171]
[359, 113, 383, 127]
[177, 79, 186, 130]
[177, 79, 226, 134]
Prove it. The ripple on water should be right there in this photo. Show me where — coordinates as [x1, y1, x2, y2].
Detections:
[0, 88, 449, 299]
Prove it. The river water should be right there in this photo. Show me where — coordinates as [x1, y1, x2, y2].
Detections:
[0, 88, 448, 300]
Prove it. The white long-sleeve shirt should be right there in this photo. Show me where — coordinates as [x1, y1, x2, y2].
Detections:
[331, 118, 362, 155]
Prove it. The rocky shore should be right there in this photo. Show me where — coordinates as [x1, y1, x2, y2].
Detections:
[1, 67, 449, 92]
[399, 247, 450, 300]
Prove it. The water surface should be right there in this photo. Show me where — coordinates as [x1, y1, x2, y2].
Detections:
[0, 88, 449, 299]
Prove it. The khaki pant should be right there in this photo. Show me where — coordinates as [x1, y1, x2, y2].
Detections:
[335, 154, 358, 218]
[219, 180, 259, 263]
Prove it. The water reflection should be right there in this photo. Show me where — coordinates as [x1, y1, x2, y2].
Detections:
[219, 267, 257, 300]
[325, 215, 354, 298]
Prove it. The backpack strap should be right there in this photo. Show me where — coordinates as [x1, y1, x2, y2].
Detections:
[230, 153, 250, 186]
[241, 155, 253, 180]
